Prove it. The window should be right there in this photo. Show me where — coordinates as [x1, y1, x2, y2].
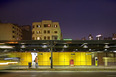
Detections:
[54, 25, 57, 28]
[33, 25, 35, 28]
[37, 31, 41, 34]
[48, 36, 50, 40]
[32, 37, 34, 40]
[54, 31, 57, 33]
[37, 25, 41, 28]
[48, 30, 50, 34]
[37, 37, 41, 40]
[44, 30, 46, 34]
[13, 36, 15, 38]
[12, 26, 15, 29]
[52, 36, 58, 40]
[32, 31, 34, 34]
[54, 37, 57, 40]
[12, 31, 15, 33]
[44, 24, 51, 27]
[44, 36, 46, 40]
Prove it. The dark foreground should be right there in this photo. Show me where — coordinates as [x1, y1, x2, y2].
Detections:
[0, 71, 116, 77]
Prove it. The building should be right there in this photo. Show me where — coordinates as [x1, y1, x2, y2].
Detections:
[0, 23, 22, 40]
[96, 34, 102, 40]
[20, 25, 32, 40]
[81, 37, 86, 40]
[0, 40, 116, 67]
[88, 34, 93, 40]
[32, 20, 62, 40]
[112, 33, 116, 40]
[104, 37, 112, 40]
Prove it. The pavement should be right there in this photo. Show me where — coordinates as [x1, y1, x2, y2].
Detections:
[3, 65, 116, 71]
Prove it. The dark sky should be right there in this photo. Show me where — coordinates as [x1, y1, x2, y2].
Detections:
[0, 0, 116, 40]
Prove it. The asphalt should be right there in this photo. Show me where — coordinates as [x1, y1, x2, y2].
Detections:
[1, 71, 116, 77]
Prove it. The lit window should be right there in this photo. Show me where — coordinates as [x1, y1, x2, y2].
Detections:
[48, 30, 50, 34]
[54, 25, 57, 28]
[37, 31, 41, 34]
[37, 25, 41, 28]
[52, 36, 57, 40]
[44, 24, 51, 27]
[48, 24, 51, 27]
[54, 31, 57, 33]
[37, 37, 41, 40]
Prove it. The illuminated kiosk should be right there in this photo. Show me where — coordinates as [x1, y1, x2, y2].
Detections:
[0, 40, 116, 69]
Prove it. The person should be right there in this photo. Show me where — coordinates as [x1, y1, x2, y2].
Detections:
[35, 56, 38, 68]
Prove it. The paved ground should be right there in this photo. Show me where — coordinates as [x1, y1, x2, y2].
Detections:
[0, 71, 116, 77]
[9, 65, 116, 69]
[8, 65, 116, 70]
[1, 65, 116, 72]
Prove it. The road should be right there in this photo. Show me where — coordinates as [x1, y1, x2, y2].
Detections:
[0, 71, 116, 77]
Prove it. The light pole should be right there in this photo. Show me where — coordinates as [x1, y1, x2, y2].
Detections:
[50, 40, 53, 69]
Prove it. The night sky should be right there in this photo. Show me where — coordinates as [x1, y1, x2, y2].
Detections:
[0, 0, 116, 40]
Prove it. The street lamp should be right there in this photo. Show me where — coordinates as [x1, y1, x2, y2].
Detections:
[63, 44, 68, 48]
[96, 34, 102, 40]
[42, 45, 47, 48]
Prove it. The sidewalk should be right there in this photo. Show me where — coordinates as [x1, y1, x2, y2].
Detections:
[7, 65, 116, 71]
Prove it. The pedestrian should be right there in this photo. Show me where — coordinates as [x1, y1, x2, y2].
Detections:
[35, 56, 38, 68]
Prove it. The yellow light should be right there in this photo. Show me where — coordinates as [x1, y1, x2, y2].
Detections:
[5, 42, 18, 44]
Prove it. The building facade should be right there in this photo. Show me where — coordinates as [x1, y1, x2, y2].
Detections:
[32, 20, 62, 40]
[112, 33, 116, 40]
[20, 25, 32, 40]
[0, 40, 116, 67]
[0, 23, 22, 40]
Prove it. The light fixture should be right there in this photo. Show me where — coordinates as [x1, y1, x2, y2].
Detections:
[0, 46, 14, 49]
[21, 45, 26, 48]
[21, 43, 25, 44]
[104, 44, 109, 48]
[63, 44, 68, 48]
[96, 34, 102, 40]
[42, 45, 47, 48]
[89, 49, 92, 51]
[76, 49, 78, 51]
[104, 49, 107, 51]
[83, 44, 88, 48]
